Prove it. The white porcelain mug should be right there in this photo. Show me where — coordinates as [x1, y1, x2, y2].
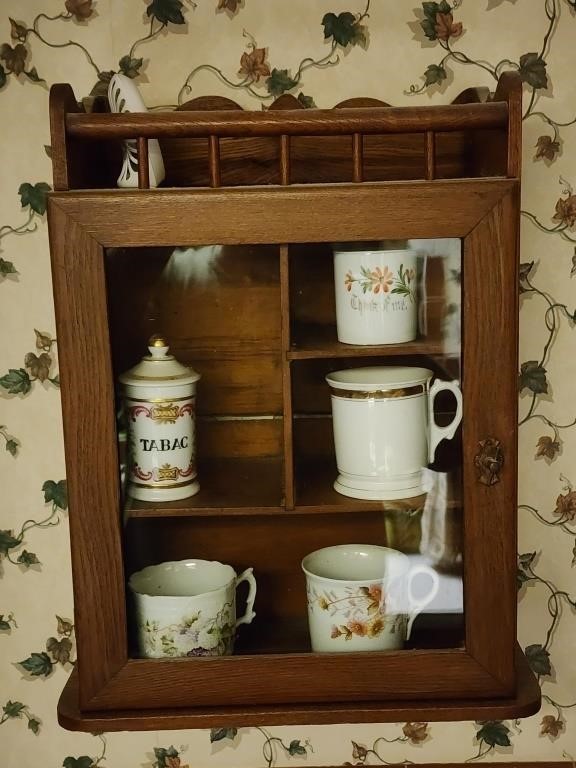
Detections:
[326, 366, 463, 500]
[128, 559, 256, 658]
[334, 248, 418, 345]
[302, 544, 439, 652]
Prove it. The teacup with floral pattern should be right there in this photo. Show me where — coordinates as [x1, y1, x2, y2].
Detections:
[302, 544, 438, 652]
[129, 559, 256, 658]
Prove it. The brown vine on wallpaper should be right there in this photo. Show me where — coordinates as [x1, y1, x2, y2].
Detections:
[1, 0, 575, 765]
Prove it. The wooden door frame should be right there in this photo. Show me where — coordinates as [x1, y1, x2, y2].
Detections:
[48, 178, 519, 712]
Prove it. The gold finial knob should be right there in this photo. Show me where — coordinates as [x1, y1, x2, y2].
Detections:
[149, 334, 167, 348]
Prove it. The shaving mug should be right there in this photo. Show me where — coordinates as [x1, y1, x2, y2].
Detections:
[326, 366, 463, 500]
[129, 559, 256, 658]
[302, 544, 439, 652]
[334, 248, 418, 345]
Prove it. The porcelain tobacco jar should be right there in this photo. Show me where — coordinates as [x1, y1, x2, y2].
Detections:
[119, 335, 200, 502]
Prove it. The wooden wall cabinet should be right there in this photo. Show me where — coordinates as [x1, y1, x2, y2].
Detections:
[47, 73, 540, 731]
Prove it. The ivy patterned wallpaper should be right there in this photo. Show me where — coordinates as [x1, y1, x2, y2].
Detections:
[1, 0, 576, 766]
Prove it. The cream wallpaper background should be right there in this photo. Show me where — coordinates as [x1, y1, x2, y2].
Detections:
[1, 0, 576, 766]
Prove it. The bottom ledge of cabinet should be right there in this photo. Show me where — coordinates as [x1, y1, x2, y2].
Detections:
[58, 647, 540, 732]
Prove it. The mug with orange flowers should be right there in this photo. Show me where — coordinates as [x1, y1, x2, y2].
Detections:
[301, 544, 439, 652]
[334, 248, 418, 344]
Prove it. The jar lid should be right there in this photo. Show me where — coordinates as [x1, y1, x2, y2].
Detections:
[326, 366, 433, 391]
[119, 335, 200, 387]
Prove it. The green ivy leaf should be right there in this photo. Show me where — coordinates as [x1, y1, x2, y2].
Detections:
[5, 439, 18, 456]
[424, 63, 447, 87]
[266, 68, 298, 96]
[476, 720, 511, 748]
[28, 717, 40, 734]
[518, 52, 548, 90]
[517, 567, 530, 589]
[210, 727, 237, 742]
[24, 67, 44, 83]
[519, 260, 534, 292]
[525, 643, 552, 675]
[0, 257, 18, 276]
[118, 55, 143, 79]
[0, 368, 32, 395]
[3, 700, 25, 718]
[146, 0, 185, 25]
[288, 740, 307, 756]
[153, 746, 179, 766]
[42, 479, 68, 510]
[18, 182, 51, 215]
[420, 1, 452, 41]
[519, 360, 548, 394]
[0, 64, 6, 89]
[19, 651, 54, 677]
[0, 529, 20, 555]
[17, 550, 39, 567]
[519, 552, 536, 568]
[322, 11, 364, 47]
[297, 92, 317, 109]
[89, 70, 114, 97]
[63, 757, 94, 768]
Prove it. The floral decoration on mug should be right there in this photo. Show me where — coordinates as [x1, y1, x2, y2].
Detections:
[344, 263, 416, 300]
[140, 604, 235, 658]
[310, 582, 406, 642]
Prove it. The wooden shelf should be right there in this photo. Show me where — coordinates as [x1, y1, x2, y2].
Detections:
[124, 457, 461, 518]
[125, 457, 283, 517]
[295, 459, 461, 513]
[288, 324, 447, 360]
[58, 645, 540, 731]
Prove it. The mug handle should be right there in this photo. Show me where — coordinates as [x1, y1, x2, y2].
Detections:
[428, 379, 463, 464]
[406, 565, 440, 640]
[235, 567, 257, 628]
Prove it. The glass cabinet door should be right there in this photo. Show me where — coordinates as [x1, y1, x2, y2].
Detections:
[105, 237, 464, 660]
[50, 178, 520, 716]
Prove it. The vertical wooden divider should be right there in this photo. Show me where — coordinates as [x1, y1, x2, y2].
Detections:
[280, 244, 294, 509]
[279, 133, 294, 508]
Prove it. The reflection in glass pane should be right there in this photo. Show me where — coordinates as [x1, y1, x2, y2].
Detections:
[106, 239, 463, 658]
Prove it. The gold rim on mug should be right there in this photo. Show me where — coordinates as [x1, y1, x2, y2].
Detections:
[328, 384, 425, 399]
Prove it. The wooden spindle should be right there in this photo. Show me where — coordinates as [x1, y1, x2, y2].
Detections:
[280, 135, 290, 185]
[352, 133, 364, 182]
[137, 137, 150, 189]
[208, 135, 221, 187]
[425, 130, 435, 181]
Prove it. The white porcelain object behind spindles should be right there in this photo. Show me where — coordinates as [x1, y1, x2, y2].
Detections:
[108, 73, 165, 188]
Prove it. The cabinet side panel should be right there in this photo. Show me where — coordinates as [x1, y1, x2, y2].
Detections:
[462, 189, 519, 690]
[48, 201, 128, 704]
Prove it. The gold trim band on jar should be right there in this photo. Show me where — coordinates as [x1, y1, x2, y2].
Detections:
[125, 395, 195, 404]
[329, 384, 426, 399]
[130, 477, 198, 490]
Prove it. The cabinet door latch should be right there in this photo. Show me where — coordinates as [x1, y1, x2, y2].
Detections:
[474, 438, 504, 486]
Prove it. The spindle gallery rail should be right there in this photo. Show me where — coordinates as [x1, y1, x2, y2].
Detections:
[48, 72, 522, 191]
